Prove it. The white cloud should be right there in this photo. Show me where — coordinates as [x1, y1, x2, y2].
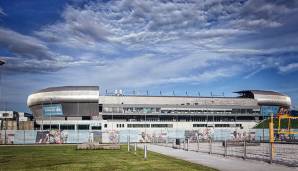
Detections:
[0, 27, 52, 59]
[279, 63, 298, 73]
[231, 19, 282, 29]
[53, 53, 241, 88]
[35, 0, 298, 55]
[35, 1, 254, 50]
[0, 27, 105, 73]
[0, 7, 5, 16]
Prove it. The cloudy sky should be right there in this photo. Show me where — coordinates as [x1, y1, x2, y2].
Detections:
[0, 0, 298, 112]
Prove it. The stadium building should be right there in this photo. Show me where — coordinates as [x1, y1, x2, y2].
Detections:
[27, 86, 291, 132]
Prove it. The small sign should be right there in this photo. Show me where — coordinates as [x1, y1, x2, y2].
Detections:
[43, 104, 63, 116]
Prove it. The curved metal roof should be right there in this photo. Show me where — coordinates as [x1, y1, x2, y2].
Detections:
[27, 86, 99, 107]
[36, 86, 99, 93]
[235, 90, 291, 107]
[235, 90, 286, 96]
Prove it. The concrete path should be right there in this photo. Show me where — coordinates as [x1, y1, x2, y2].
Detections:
[139, 144, 298, 171]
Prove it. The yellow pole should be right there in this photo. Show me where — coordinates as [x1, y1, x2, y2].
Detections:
[269, 114, 274, 142]
[269, 113, 275, 159]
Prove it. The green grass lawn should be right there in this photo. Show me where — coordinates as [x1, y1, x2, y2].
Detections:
[0, 145, 217, 171]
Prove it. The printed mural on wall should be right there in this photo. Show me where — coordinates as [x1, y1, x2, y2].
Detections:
[2, 128, 297, 144]
[36, 130, 68, 144]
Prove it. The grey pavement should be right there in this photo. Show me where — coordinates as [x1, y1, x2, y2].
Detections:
[138, 144, 298, 171]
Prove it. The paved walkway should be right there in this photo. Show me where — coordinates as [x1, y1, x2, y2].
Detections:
[139, 144, 298, 171]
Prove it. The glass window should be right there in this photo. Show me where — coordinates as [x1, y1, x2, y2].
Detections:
[103, 107, 112, 113]
[82, 116, 91, 120]
[151, 124, 173, 128]
[78, 125, 89, 130]
[193, 124, 207, 127]
[92, 126, 101, 130]
[127, 124, 150, 128]
[98, 104, 103, 112]
[43, 124, 59, 130]
[60, 125, 75, 130]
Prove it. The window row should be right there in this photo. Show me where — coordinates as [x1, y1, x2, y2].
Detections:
[103, 107, 161, 113]
[127, 124, 173, 128]
[103, 107, 258, 115]
[193, 124, 242, 128]
[116, 124, 125, 128]
[41, 124, 101, 130]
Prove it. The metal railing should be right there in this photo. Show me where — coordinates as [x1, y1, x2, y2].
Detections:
[153, 138, 298, 167]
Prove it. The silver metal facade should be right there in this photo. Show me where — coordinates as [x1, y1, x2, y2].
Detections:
[27, 86, 292, 121]
[236, 90, 292, 107]
[27, 86, 99, 119]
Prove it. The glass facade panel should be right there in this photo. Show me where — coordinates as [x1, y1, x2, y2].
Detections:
[261, 106, 280, 116]
[43, 104, 63, 116]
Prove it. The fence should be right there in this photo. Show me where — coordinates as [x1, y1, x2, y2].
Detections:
[0, 130, 95, 144]
[154, 139, 298, 167]
[1, 128, 298, 144]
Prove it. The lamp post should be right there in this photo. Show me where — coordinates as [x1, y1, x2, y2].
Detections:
[261, 107, 264, 142]
[50, 98, 52, 130]
[0, 60, 6, 144]
[0, 60, 5, 122]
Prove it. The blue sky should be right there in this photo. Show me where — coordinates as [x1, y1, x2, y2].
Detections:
[0, 0, 298, 112]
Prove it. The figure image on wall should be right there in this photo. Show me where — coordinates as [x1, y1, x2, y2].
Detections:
[36, 130, 68, 144]
[231, 130, 256, 141]
[107, 130, 119, 144]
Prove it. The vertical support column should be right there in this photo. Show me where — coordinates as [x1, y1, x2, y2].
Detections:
[186, 138, 189, 151]
[127, 136, 130, 152]
[197, 137, 200, 152]
[23, 130, 25, 145]
[209, 139, 212, 154]
[144, 144, 147, 160]
[224, 139, 227, 157]
[4, 129, 6, 144]
[243, 141, 247, 160]
[134, 143, 137, 155]
[78, 127, 80, 144]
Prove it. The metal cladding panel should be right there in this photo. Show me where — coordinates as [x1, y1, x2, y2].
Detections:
[253, 94, 291, 107]
[61, 102, 98, 116]
[236, 90, 292, 107]
[27, 86, 99, 107]
[36, 86, 98, 93]
[30, 102, 98, 119]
